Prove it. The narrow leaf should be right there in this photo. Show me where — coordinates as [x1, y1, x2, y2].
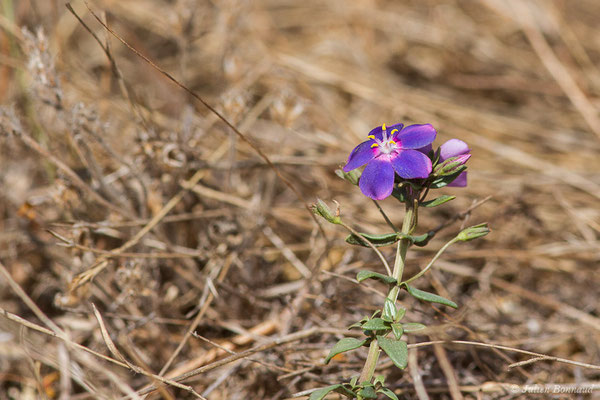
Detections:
[403, 284, 458, 308]
[402, 322, 427, 332]
[346, 232, 399, 247]
[378, 387, 400, 400]
[356, 270, 397, 285]
[421, 195, 456, 208]
[411, 232, 432, 247]
[309, 384, 343, 400]
[309, 384, 355, 400]
[377, 336, 408, 369]
[325, 338, 367, 364]
[333, 385, 357, 398]
[348, 319, 366, 330]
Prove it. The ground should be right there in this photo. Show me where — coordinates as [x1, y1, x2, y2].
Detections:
[1, 0, 600, 399]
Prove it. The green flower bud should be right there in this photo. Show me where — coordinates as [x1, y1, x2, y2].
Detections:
[456, 223, 490, 242]
[311, 198, 341, 224]
[335, 168, 361, 186]
[434, 154, 471, 176]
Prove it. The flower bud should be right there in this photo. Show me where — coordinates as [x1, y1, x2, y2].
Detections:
[312, 198, 341, 224]
[456, 223, 490, 242]
[335, 168, 361, 186]
[434, 154, 471, 176]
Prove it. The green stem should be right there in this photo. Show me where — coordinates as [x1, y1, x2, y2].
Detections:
[387, 199, 416, 303]
[358, 340, 380, 383]
[357, 196, 418, 384]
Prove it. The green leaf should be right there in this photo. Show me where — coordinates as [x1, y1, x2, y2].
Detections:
[333, 385, 357, 398]
[421, 195, 456, 208]
[430, 169, 465, 189]
[378, 387, 400, 400]
[402, 322, 427, 332]
[411, 232, 432, 247]
[309, 384, 356, 400]
[382, 298, 397, 322]
[325, 338, 368, 364]
[373, 375, 385, 387]
[356, 270, 397, 285]
[402, 284, 458, 308]
[308, 384, 343, 400]
[348, 318, 367, 330]
[396, 307, 406, 321]
[391, 186, 407, 202]
[350, 376, 359, 388]
[358, 386, 377, 399]
[346, 232, 399, 248]
[361, 318, 388, 331]
[391, 323, 404, 340]
[377, 336, 408, 370]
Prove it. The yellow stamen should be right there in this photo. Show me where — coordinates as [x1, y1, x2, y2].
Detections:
[389, 140, 396, 145]
[367, 135, 375, 140]
[390, 129, 398, 135]
[371, 143, 379, 148]
[381, 123, 386, 131]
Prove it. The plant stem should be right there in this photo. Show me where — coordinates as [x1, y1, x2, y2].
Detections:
[357, 196, 418, 384]
[387, 198, 416, 303]
[358, 340, 380, 383]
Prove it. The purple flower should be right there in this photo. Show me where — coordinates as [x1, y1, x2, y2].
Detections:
[439, 139, 470, 187]
[343, 123, 436, 200]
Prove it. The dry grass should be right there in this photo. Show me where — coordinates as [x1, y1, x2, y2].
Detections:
[1, 0, 600, 399]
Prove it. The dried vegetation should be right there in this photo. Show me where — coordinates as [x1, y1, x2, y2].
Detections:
[1, 0, 600, 399]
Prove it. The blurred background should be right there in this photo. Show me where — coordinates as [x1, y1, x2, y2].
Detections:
[1, 0, 599, 398]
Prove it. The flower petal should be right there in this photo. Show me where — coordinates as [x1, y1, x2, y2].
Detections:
[440, 139, 470, 161]
[343, 140, 378, 172]
[390, 149, 432, 179]
[448, 171, 467, 187]
[393, 124, 437, 149]
[359, 158, 395, 200]
[368, 122, 404, 141]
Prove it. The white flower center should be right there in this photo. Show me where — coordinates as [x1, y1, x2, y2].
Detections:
[369, 124, 399, 155]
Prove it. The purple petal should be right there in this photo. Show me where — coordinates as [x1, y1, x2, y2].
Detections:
[393, 124, 437, 149]
[359, 158, 395, 200]
[448, 171, 467, 187]
[390, 149, 432, 179]
[343, 140, 378, 172]
[368, 122, 404, 140]
[440, 139, 469, 161]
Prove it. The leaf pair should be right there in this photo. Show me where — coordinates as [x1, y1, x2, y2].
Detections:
[356, 270, 458, 309]
[346, 232, 431, 248]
